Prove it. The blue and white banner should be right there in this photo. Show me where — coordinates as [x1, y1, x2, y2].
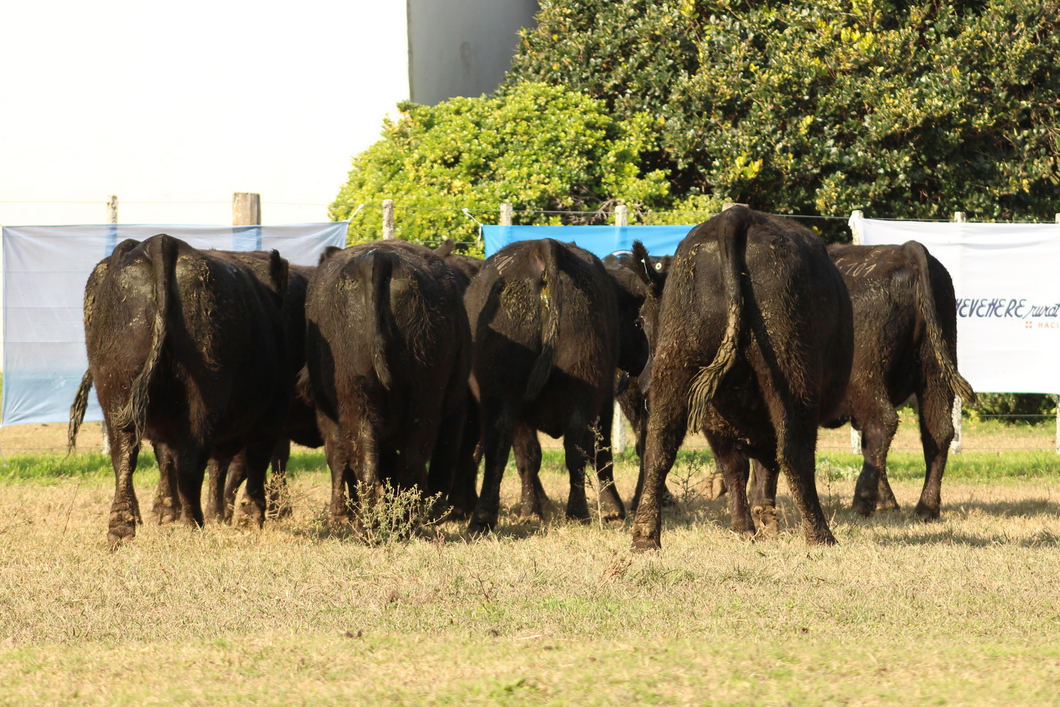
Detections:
[1, 222, 348, 426]
[849, 213, 1060, 395]
[483, 224, 695, 259]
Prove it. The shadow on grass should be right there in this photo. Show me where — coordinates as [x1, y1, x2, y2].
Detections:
[872, 526, 1060, 548]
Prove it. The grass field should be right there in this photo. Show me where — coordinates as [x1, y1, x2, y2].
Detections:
[1, 419, 1059, 705]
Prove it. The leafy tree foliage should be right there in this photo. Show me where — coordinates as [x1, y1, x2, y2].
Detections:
[967, 393, 1057, 424]
[329, 82, 670, 246]
[507, 0, 1060, 237]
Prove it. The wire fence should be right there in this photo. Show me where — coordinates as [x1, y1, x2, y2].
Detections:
[2, 413, 1058, 459]
[3, 196, 1059, 457]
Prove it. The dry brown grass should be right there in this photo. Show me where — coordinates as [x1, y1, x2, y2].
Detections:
[1, 448, 1059, 705]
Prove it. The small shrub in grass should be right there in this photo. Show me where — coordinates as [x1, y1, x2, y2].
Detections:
[816, 459, 861, 483]
[349, 481, 440, 547]
[668, 451, 710, 510]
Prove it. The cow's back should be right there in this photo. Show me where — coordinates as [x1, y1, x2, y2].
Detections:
[466, 239, 618, 411]
[658, 211, 852, 428]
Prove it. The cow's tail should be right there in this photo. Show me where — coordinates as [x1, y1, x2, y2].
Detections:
[687, 207, 749, 432]
[67, 369, 94, 452]
[365, 250, 395, 389]
[115, 234, 176, 446]
[903, 240, 976, 404]
[524, 239, 562, 402]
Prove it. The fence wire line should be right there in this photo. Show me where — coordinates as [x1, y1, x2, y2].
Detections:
[11, 199, 1057, 224]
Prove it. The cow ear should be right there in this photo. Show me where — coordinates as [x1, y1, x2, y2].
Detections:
[435, 239, 456, 257]
[268, 250, 289, 299]
[629, 240, 664, 296]
[318, 245, 344, 265]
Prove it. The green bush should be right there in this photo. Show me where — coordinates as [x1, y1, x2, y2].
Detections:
[507, 0, 1060, 241]
[329, 82, 671, 246]
[966, 393, 1057, 425]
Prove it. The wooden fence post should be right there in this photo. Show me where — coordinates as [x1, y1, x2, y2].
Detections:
[612, 203, 629, 454]
[101, 196, 120, 454]
[500, 202, 513, 227]
[382, 199, 395, 240]
[233, 192, 261, 226]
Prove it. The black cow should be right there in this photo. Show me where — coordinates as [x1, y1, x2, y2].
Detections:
[432, 240, 486, 517]
[69, 235, 291, 548]
[464, 238, 636, 533]
[628, 206, 854, 550]
[827, 242, 975, 519]
[601, 252, 673, 466]
[729, 242, 975, 524]
[209, 262, 323, 522]
[305, 241, 471, 521]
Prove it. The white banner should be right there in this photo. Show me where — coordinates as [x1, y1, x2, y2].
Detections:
[849, 214, 1060, 395]
[1, 223, 348, 426]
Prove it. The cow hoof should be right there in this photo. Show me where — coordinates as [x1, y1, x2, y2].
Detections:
[913, 503, 941, 522]
[876, 499, 901, 513]
[446, 507, 473, 522]
[851, 497, 875, 517]
[600, 509, 625, 523]
[107, 524, 136, 550]
[153, 503, 180, 526]
[565, 508, 591, 524]
[807, 530, 838, 546]
[751, 506, 779, 538]
[631, 535, 661, 553]
[239, 501, 265, 528]
[468, 517, 496, 537]
[518, 511, 544, 524]
[730, 520, 756, 538]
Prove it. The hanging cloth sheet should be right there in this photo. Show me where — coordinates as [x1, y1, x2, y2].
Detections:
[1, 222, 347, 426]
[850, 213, 1060, 395]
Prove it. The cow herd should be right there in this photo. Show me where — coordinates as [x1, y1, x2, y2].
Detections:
[68, 205, 973, 552]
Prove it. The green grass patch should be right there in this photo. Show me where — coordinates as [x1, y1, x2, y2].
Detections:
[818, 450, 1060, 482]
[0, 451, 140, 482]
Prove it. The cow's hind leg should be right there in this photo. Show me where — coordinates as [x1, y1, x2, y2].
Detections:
[772, 408, 836, 546]
[707, 437, 753, 537]
[562, 423, 593, 523]
[267, 438, 293, 519]
[750, 456, 781, 538]
[851, 402, 900, 516]
[107, 423, 142, 549]
[151, 441, 181, 525]
[914, 380, 956, 522]
[631, 366, 692, 552]
[514, 423, 547, 522]
[469, 404, 516, 535]
[319, 415, 354, 523]
[205, 455, 234, 523]
[237, 440, 273, 528]
[592, 403, 625, 521]
[446, 406, 480, 519]
[174, 447, 209, 528]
